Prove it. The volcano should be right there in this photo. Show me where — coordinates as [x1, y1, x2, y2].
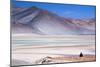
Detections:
[11, 6, 95, 35]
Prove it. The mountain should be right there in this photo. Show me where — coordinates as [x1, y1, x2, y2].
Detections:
[11, 6, 95, 35]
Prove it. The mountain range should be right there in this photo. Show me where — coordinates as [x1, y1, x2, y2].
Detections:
[11, 6, 95, 35]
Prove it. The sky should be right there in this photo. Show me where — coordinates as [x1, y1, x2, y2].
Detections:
[12, 0, 96, 19]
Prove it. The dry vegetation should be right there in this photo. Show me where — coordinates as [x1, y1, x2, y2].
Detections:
[50, 55, 96, 63]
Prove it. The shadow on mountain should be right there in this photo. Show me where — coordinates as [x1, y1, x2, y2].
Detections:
[11, 6, 95, 35]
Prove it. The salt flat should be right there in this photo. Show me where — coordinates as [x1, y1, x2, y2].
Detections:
[11, 35, 95, 66]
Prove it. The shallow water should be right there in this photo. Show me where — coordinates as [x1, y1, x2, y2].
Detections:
[12, 35, 95, 55]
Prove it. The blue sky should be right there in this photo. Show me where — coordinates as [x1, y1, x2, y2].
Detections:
[13, 1, 96, 19]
